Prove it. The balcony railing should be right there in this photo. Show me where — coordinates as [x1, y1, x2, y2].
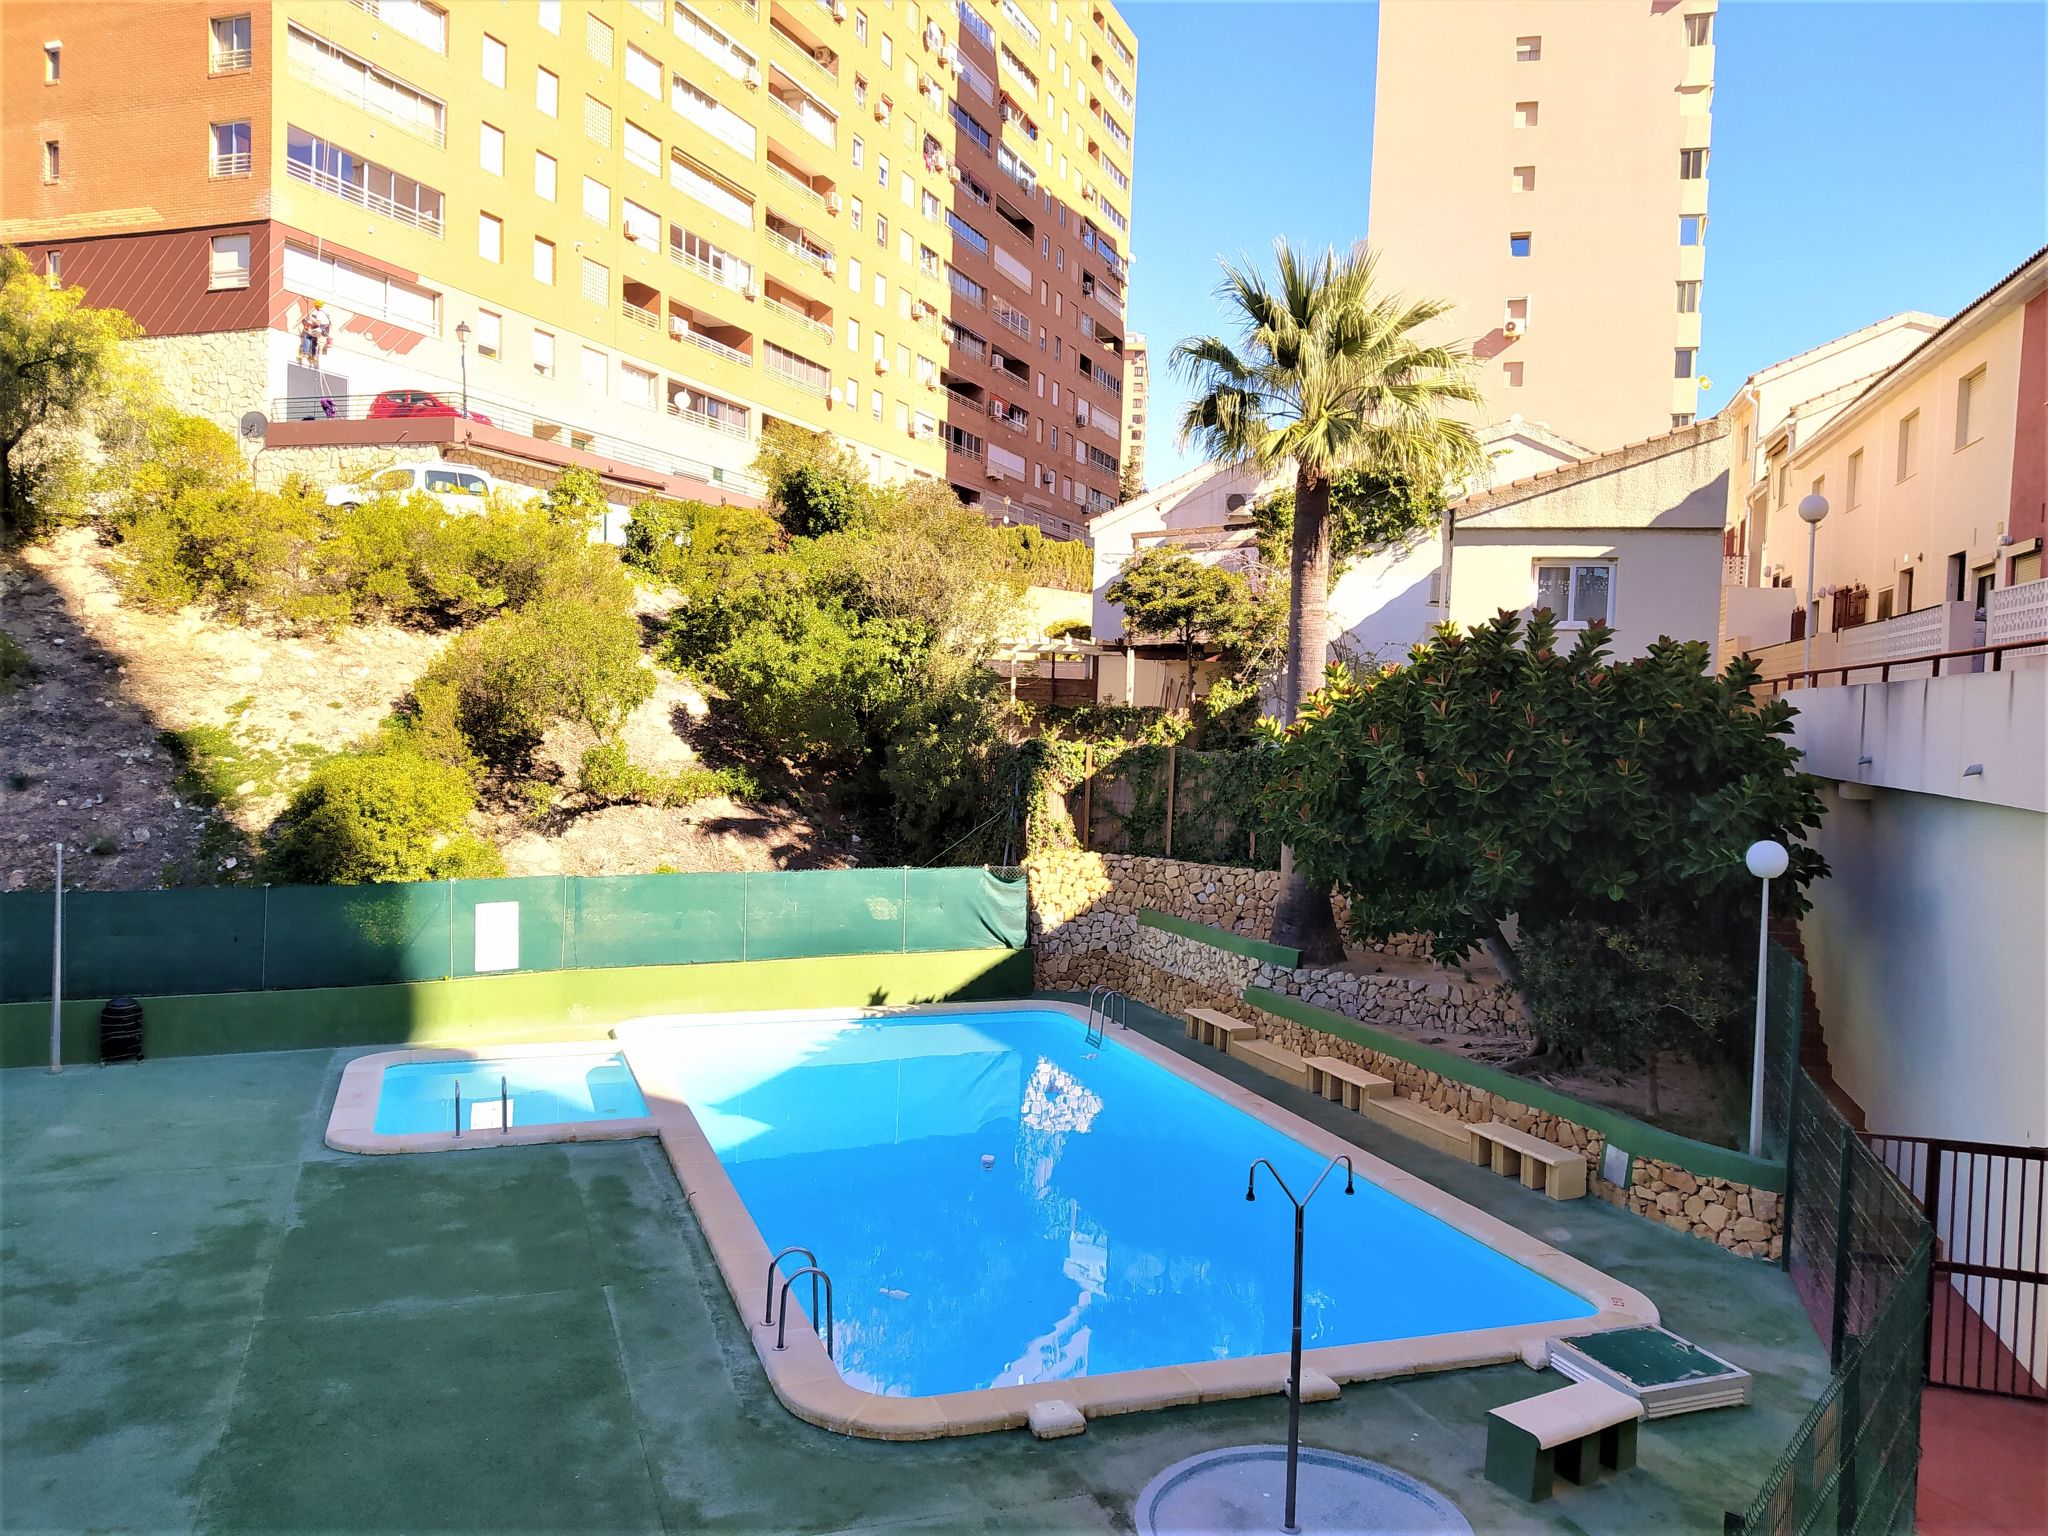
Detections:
[210, 151, 254, 178]
[622, 300, 659, 330]
[285, 158, 444, 237]
[765, 227, 831, 270]
[765, 346, 832, 397]
[765, 161, 826, 209]
[668, 243, 754, 296]
[288, 56, 447, 147]
[675, 326, 753, 366]
[767, 89, 837, 148]
[772, 25, 837, 89]
[762, 295, 832, 343]
[668, 400, 748, 438]
[210, 47, 253, 74]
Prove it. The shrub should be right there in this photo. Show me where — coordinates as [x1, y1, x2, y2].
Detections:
[103, 409, 247, 530]
[533, 466, 608, 531]
[1000, 524, 1092, 591]
[114, 480, 327, 617]
[265, 744, 502, 884]
[577, 741, 761, 807]
[777, 463, 861, 538]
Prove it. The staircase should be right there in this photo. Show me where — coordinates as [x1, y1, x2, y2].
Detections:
[1769, 918, 1867, 1131]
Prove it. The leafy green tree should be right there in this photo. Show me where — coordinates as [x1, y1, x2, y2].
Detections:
[1252, 466, 1445, 578]
[1, 246, 142, 538]
[102, 408, 246, 528]
[1175, 240, 1482, 959]
[778, 463, 860, 537]
[1117, 457, 1145, 504]
[754, 420, 871, 536]
[1107, 547, 1257, 704]
[534, 466, 609, 531]
[1264, 609, 1828, 996]
[265, 743, 502, 884]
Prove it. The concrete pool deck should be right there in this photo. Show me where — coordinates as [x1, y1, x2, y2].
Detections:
[1, 994, 1834, 1534]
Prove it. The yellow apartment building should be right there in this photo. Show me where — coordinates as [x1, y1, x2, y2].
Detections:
[1117, 330, 1145, 493]
[2, 0, 1138, 529]
[1367, 0, 1716, 453]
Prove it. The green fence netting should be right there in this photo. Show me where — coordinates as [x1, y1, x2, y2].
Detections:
[1729, 1071, 1933, 1536]
[0, 868, 1028, 1003]
[1760, 941, 1806, 1165]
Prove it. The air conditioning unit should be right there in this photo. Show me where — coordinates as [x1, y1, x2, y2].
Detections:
[813, 46, 834, 66]
[822, 257, 837, 276]
[1081, 187, 1095, 203]
[947, 165, 963, 183]
[875, 102, 890, 122]
[830, 0, 848, 19]
[985, 462, 1003, 480]
[990, 350, 1006, 369]
[669, 316, 686, 336]
[944, 45, 960, 73]
[985, 400, 1002, 418]
[741, 283, 758, 301]
[1041, 469, 1056, 486]
[1075, 410, 1087, 427]
[826, 191, 843, 214]
[1502, 318, 1524, 340]
[745, 67, 762, 89]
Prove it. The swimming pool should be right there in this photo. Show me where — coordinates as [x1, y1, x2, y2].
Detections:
[372, 1052, 647, 1135]
[626, 1008, 1605, 1400]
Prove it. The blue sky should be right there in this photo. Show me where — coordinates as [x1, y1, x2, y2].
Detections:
[1121, 1, 2048, 486]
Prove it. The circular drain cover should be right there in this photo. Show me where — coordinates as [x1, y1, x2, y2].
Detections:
[1135, 1446, 1473, 1536]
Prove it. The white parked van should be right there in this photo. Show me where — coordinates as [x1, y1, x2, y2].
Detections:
[324, 460, 526, 513]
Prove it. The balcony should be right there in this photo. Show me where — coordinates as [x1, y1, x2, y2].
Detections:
[764, 341, 832, 397]
[761, 292, 832, 344]
[765, 218, 833, 272]
[990, 242, 1031, 291]
[668, 397, 748, 438]
[285, 152, 444, 237]
[623, 299, 660, 331]
[766, 78, 837, 149]
[765, 157, 829, 211]
[210, 151, 253, 178]
[770, 18, 838, 88]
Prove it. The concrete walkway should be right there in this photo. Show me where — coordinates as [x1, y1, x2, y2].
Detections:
[0, 998, 1834, 1534]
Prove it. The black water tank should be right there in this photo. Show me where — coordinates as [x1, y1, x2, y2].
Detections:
[99, 997, 144, 1065]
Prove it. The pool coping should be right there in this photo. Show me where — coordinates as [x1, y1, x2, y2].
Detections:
[607, 1001, 1659, 1441]
[325, 1041, 659, 1154]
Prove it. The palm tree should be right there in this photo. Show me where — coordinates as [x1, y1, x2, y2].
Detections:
[1175, 239, 1483, 961]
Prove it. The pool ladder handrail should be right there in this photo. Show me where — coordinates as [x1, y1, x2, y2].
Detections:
[764, 1252, 835, 1359]
[1083, 986, 1128, 1047]
[450, 1076, 513, 1137]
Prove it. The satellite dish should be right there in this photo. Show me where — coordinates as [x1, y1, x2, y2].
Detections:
[239, 410, 269, 442]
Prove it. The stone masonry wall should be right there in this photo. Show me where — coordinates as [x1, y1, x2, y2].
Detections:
[1026, 850, 1785, 1260]
[133, 331, 274, 437]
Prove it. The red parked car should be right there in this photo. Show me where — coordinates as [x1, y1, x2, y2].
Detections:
[366, 388, 493, 426]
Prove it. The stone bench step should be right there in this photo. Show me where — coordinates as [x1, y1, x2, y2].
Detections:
[1229, 1038, 1310, 1091]
[1468, 1120, 1589, 1200]
[1305, 1056, 1393, 1111]
[1185, 1007, 1258, 1052]
[1363, 1095, 1475, 1160]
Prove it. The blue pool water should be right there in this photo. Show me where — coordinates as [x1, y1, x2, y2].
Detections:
[640, 1009, 1598, 1397]
[373, 1053, 646, 1134]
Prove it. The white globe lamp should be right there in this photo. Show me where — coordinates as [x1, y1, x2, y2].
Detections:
[1745, 839, 1790, 1155]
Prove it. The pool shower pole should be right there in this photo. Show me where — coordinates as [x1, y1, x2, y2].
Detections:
[1246, 1154, 1354, 1534]
[49, 843, 63, 1074]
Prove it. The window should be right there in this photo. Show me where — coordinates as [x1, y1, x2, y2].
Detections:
[581, 257, 608, 303]
[368, 0, 446, 53]
[1670, 413, 1695, 429]
[1516, 35, 1541, 62]
[287, 27, 445, 143]
[1503, 360, 1524, 388]
[534, 150, 557, 200]
[880, 33, 892, 65]
[582, 176, 609, 224]
[474, 309, 501, 359]
[283, 243, 438, 328]
[1955, 367, 1985, 448]
[478, 212, 503, 262]
[850, 196, 863, 231]
[1685, 12, 1713, 46]
[1506, 297, 1530, 327]
[1680, 148, 1707, 179]
[1509, 232, 1531, 258]
[847, 318, 859, 351]
[624, 120, 660, 174]
[44, 250, 62, 288]
[533, 328, 555, 376]
[1674, 347, 1697, 380]
[876, 214, 887, 247]
[1847, 448, 1864, 508]
[42, 140, 60, 182]
[581, 346, 607, 394]
[479, 123, 504, 175]
[208, 234, 251, 290]
[1534, 562, 1613, 625]
[586, 13, 614, 65]
[1513, 165, 1536, 193]
[1515, 101, 1538, 128]
[1676, 280, 1701, 313]
[43, 42, 60, 82]
[1679, 215, 1705, 246]
[538, 1, 560, 35]
[210, 14, 252, 72]
[482, 33, 506, 87]
[532, 237, 555, 285]
[878, 154, 891, 189]
[620, 363, 656, 410]
[287, 124, 448, 233]
[622, 198, 658, 249]
[855, 10, 868, 44]
[625, 43, 660, 97]
[210, 121, 252, 177]
[536, 67, 558, 116]
[851, 136, 864, 168]
[1897, 411, 1919, 480]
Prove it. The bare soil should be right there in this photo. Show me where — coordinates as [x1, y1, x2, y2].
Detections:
[0, 531, 847, 890]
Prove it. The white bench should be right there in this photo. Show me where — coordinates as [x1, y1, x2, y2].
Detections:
[1305, 1055, 1393, 1111]
[1185, 1007, 1258, 1053]
[1229, 1037, 1310, 1091]
[1363, 1095, 1475, 1160]
[1467, 1120, 1589, 1201]
[1486, 1380, 1642, 1501]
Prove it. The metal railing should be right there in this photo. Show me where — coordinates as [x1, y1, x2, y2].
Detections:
[771, 24, 838, 89]
[764, 1248, 835, 1358]
[288, 57, 447, 147]
[266, 390, 766, 496]
[763, 347, 832, 397]
[1756, 637, 2048, 694]
[622, 300, 658, 331]
[284, 158, 444, 237]
[761, 295, 831, 343]
[1864, 1134, 2047, 1398]
[764, 160, 826, 209]
[764, 227, 831, 271]
[667, 400, 747, 438]
[210, 46, 253, 73]
[667, 243, 753, 296]
[766, 89, 837, 148]
[210, 151, 253, 178]
[675, 326, 753, 367]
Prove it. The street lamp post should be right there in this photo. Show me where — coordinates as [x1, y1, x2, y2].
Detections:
[455, 320, 471, 419]
[1745, 839, 1790, 1157]
[1246, 1154, 1355, 1534]
[1797, 493, 1829, 684]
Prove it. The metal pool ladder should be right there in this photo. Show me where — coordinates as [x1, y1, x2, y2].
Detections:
[449, 1076, 512, 1137]
[1083, 986, 1128, 1048]
[763, 1247, 835, 1360]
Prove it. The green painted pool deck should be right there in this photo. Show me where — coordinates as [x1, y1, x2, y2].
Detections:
[0, 996, 1833, 1535]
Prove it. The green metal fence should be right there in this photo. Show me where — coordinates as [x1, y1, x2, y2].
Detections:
[1760, 941, 1807, 1164]
[0, 867, 1028, 1003]
[1727, 1071, 1934, 1536]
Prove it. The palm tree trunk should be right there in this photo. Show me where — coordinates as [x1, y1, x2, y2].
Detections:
[1271, 469, 1346, 964]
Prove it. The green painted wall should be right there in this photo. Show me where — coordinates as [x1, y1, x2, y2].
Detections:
[1246, 986, 1787, 1191]
[1, 949, 1033, 1068]
[1137, 909, 1300, 968]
